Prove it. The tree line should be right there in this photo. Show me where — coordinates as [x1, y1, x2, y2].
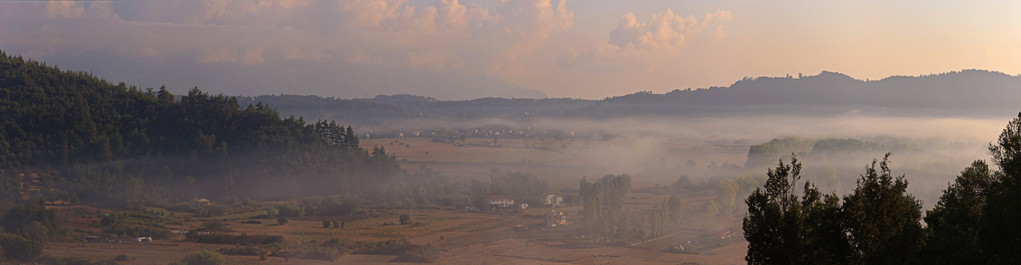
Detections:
[0, 50, 431, 207]
[744, 112, 1021, 264]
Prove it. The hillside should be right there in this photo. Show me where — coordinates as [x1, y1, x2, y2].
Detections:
[256, 70, 1021, 127]
[0, 50, 412, 206]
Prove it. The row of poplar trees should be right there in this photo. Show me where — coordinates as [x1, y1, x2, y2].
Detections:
[744, 112, 1021, 265]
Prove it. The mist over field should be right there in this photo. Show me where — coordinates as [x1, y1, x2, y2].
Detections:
[6, 0, 1021, 263]
[259, 72, 1020, 207]
[353, 114, 1002, 207]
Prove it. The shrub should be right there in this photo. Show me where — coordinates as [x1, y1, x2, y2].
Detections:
[36, 256, 116, 265]
[218, 246, 261, 256]
[393, 244, 438, 263]
[195, 234, 283, 245]
[296, 246, 343, 261]
[182, 250, 225, 265]
[277, 205, 304, 218]
[0, 232, 43, 261]
[114, 254, 129, 261]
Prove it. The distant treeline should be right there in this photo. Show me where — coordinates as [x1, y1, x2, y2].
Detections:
[745, 136, 931, 169]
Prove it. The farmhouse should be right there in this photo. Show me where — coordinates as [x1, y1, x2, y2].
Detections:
[488, 195, 515, 208]
[544, 192, 563, 206]
[192, 197, 211, 207]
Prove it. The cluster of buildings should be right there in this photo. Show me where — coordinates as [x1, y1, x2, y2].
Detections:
[472, 192, 567, 228]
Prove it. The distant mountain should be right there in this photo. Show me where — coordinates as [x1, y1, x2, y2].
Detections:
[258, 70, 1021, 127]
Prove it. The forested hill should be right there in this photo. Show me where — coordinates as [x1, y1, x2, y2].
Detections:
[256, 70, 1021, 125]
[0, 50, 409, 206]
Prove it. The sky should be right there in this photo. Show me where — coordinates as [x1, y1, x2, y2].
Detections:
[2, 0, 1020, 99]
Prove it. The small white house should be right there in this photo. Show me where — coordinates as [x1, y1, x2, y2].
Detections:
[488, 195, 515, 208]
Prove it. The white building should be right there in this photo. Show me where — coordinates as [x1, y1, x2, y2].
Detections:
[488, 195, 515, 208]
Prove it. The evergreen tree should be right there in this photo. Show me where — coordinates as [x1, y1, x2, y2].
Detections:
[842, 153, 923, 265]
[924, 160, 991, 264]
[979, 112, 1021, 264]
[743, 155, 808, 265]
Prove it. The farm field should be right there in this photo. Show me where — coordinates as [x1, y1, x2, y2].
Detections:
[42, 190, 745, 264]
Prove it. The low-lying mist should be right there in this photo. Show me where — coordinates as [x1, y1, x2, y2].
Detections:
[368, 114, 1012, 208]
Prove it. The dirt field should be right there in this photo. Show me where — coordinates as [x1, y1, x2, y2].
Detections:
[44, 191, 746, 264]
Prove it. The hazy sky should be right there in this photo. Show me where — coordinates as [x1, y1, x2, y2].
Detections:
[2, 0, 1020, 99]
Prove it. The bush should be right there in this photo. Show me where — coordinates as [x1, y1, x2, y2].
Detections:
[277, 205, 304, 217]
[2, 200, 65, 241]
[296, 246, 343, 261]
[182, 250, 225, 265]
[393, 244, 438, 263]
[114, 254, 129, 261]
[195, 234, 283, 245]
[0, 232, 43, 261]
[36, 256, 116, 265]
[277, 217, 288, 225]
[218, 246, 262, 256]
[399, 214, 411, 225]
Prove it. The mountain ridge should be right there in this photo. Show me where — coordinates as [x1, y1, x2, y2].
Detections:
[255, 69, 1021, 126]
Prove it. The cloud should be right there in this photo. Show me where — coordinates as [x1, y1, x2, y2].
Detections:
[45, 1, 84, 19]
[559, 9, 732, 68]
[5, 0, 572, 75]
[0, 0, 578, 98]
[197, 47, 266, 65]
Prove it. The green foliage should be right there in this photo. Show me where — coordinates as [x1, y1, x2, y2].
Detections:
[489, 169, 548, 205]
[742, 112, 1021, 264]
[194, 234, 283, 245]
[0, 51, 428, 206]
[923, 160, 991, 264]
[716, 179, 739, 215]
[667, 195, 682, 221]
[394, 244, 438, 263]
[743, 155, 810, 264]
[0, 232, 43, 261]
[978, 112, 1021, 264]
[182, 250, 225, 265]
[746, 137, 814, 169]
[742, 155, 851, 265]
[36, 256, 116, 265]
[276, 204, 305, 218]
[99, 212, 171, 239]
[842, 153, 923, 264]
[579, 174, 631, 241]
[1, 199, 64, 241]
